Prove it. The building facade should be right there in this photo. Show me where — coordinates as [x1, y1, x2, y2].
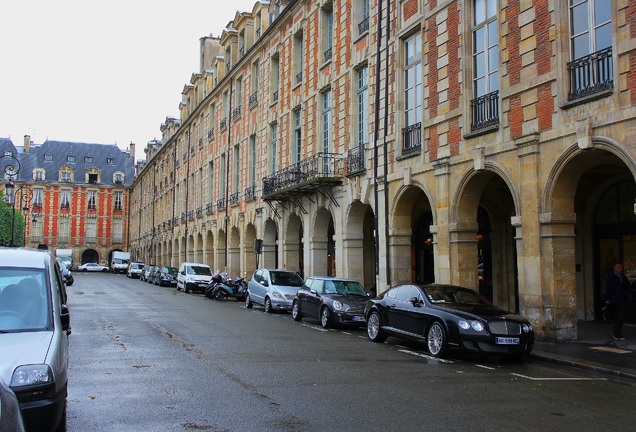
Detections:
[129, 0, 636, 341]
[1, 136, 135, 267]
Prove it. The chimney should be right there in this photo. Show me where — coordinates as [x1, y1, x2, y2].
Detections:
[24, 135, 31, 153]
[129, 141, 135, 160]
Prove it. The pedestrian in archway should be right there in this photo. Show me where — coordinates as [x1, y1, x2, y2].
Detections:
[604, 262, 636, 340]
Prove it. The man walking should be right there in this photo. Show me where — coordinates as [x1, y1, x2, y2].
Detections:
[604, 262, 636, 340]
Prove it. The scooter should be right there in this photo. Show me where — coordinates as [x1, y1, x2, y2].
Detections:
[204, 271, 226, 299]
[208, 272, 247, 301]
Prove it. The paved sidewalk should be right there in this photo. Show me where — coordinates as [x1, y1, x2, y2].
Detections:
[531, 321, 636, 380]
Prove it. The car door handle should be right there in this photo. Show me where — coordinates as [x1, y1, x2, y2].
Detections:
[388, 304, 397, 308]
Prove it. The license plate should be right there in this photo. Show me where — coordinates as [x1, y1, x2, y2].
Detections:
[496, 337, 520, 345]
[198, 283, 207, 287]
[352, 316, 365, 322]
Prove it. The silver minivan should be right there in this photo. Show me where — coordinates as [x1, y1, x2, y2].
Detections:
[0, 248, 70, 432]
[245, 269, 304, 312]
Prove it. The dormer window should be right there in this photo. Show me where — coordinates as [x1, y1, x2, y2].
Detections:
[60, 171, 72, 183]
[113, 172, 124, 184]
[33, 169, 45, 182]
[107, 158, 115, 165]
[67, 155, 76, 163]
[85, 156, 93, 164]
[44, 154, 53, 161]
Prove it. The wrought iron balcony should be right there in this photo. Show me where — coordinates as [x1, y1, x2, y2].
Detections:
[206, 202, 214, 214]
[471, 91, 499, 131]
[347, 145, 365, 176]
[296, 72, 302, 85]
[198, 137, 203, 148]
[220, 117, 227, 131]
[402, 122, 422, 155]
[249, 91, 258, 107]
[232, 106, 242, 120]
[272, 90, 279, 102]
[112, 237, 123, 244]
[196, 207, 203, 218]
[180, 213, 186, 223]
[187, 210, 194, 221]
[85, 237, 97, 244]
[568, 47, 613, 101]
[216, 198, 226, 210]
[262, 152, 344, 200]
[229, 192, 239, 206]
[358, 17, 370, 35]
[208, 129, 214, 141]
[324, 48, 332, 62]
[244, 185, 256, 201]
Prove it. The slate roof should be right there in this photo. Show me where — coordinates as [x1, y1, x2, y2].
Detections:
[1, 138, 135, 187]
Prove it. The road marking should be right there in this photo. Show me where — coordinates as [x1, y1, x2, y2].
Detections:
[300, 323, 329, 332]
[398, 349, 454, 363]
[589, 346, 632, 354]
[510, 373, 607, 381]
[475, 364, 496, 370]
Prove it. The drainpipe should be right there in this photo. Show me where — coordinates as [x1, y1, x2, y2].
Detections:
[383, 0, 392, 287]
[372, 0, 383, 285]
[185, 127, 191, 261]
[224, 78, 234, 271]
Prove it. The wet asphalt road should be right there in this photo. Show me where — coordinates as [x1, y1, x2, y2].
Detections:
[65, 272, 636, 432]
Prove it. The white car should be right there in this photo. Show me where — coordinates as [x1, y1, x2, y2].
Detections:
[77, 262, 109, 272]
[0, 247, 70, 432]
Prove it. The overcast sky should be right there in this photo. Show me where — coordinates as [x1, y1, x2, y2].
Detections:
[0, 0, 257, 160]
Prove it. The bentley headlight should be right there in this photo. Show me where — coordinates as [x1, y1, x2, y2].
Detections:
[522, 323, 533, 333]
[11, 365, 53, 387]
[459, 320, 470, 330]
[332, 300, 343, 311]
[459, 320, 484, 332]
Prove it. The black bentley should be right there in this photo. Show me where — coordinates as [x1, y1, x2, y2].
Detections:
[364, 284, 534, 358]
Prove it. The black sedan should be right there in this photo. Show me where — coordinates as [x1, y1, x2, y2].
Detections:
[152, 266, 178, 287]
[292, 277, 370, 328]
[364, 284, 534, 358]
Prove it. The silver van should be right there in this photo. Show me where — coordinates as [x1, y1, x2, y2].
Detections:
[0, 248, 70, 432]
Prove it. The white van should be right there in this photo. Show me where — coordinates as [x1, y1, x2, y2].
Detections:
[177, 262, 213, 293]
[0, 248, 70, 432]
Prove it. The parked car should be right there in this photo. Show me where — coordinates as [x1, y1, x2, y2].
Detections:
[127, 262, 145, 278]
[245, 269, 304, 313]
[177, 262, 213, 293]
[59, 262, 74, 286]
[364, 283, 534, 358]
[77, 262, 109, 272]
[292, 277, 369, 328]
[141, 265, 156, 282]
[152, 266, 178, 287]
[0, 247, 71, 432]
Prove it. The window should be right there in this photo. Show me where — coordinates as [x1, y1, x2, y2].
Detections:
[250, 61, 260, 107]
[84, 156, 93, 164]
[208, 161, 214, 204]
[86, 219, 97, 243]
[199, 168, 203, 209]
[239, 30, 245, 57]
[60, 189, 70, 209]
[358, 0, 370, 35]
[114, 173, 123, 184]
[256, 11, 262, 38]
[67, 155, 76, 163]
[293, 109, 302, 164]
[234, 77, 243, 119]
[322, 90, 332, 155]
[357, 66, 369, 149]
[209, 103, 216, 138]
[60, 171, 71, 183]
[34, 170, 44, 181]
[88, 173, 98, 184]
[107, 158, 115, 165]
[471, 0, 499, 130]
[3, 151, 12, 157]
[403, 32, 422, 153]
[220, 153, 226, 199]
[294, 31, 304, 85]
[568, 0, 613, 100]
[322, 4, 334, 62]
[234, 144, 240, 194]
[44, 154, 53, 162]
[59, 217, 70, 240]
[222, 90, 229, 128]
[114, 191, 123, 210]
[113, 219, 123, 244]
[33, 188, 43, 206]
[270, 123, 278, 172]
[87, 190, 97, 210]
[271, 54, 280, 102]
[249, 135, 256, 187]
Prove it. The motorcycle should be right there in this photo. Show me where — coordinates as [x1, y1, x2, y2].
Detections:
[205, 271, 247, 301]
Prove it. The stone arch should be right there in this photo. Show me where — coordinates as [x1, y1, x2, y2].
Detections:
[262, 218, 278, 268]
[244, 223, 257, 275]
[311, 207, 335, 276]
[229, 226, 241, 275]
[217, 229, 227, 271]
[344, 200, 376, 293]
[283, 213, 304, 276]
[205, 229, 215, 269]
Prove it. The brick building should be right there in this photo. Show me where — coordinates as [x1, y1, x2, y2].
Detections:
[130, 0, 636, 341]
[1, 136, 135, 267]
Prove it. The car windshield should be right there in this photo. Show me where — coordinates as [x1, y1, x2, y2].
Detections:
[0, 268, 51, 332]
[270, 271, 304, 287]
[189, 266, 212, 276]
[166, 268, 178, 276]
[423, 286, 493, 306]
[323, 280, 367, 296]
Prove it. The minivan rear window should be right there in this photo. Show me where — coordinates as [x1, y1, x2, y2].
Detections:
[0, 269, 51, 332]
[188, 266, 212, 276]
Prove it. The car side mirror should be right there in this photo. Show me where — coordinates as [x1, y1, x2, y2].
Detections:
[410, 297, 422, 307]
[181, 271, 185, 275]
[260, 280, 268, 287]
[310, 289, 319, 296]
[61, 304, 71, 334]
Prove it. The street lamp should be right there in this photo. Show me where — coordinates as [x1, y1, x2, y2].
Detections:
[2, 154, 32, 247]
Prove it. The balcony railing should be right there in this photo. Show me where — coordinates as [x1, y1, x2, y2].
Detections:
[30, 235, 42, 243]
[85, 237, 97, 244]
[244, 185, 256, 201]
[112, 237, 123, 244]
[347, 145, 365, 176]
[471, 91, 499, 131]
[220, 117, 227, 131]
[324, 47, 332, 62]
[229, 192, 239, 206]
[249, 91, 258, 107]
[206, 203, 214, 214]
[187, 210, 194, 221]
[180, 213, 186, 223]
[262, 152, 344, 198]
[217, 198, 226, 210]
[402, 122, 422, 155]
[272, 90, 279, 102]
[296, 72, 302, 85]
[232, 106, 242, 120]
[358, 17, 370, 35]
[198, 137, 203, 148]
[208, 129, 214, 141]
[567, 47, 613, 101]
[196, 207, 203, 218]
